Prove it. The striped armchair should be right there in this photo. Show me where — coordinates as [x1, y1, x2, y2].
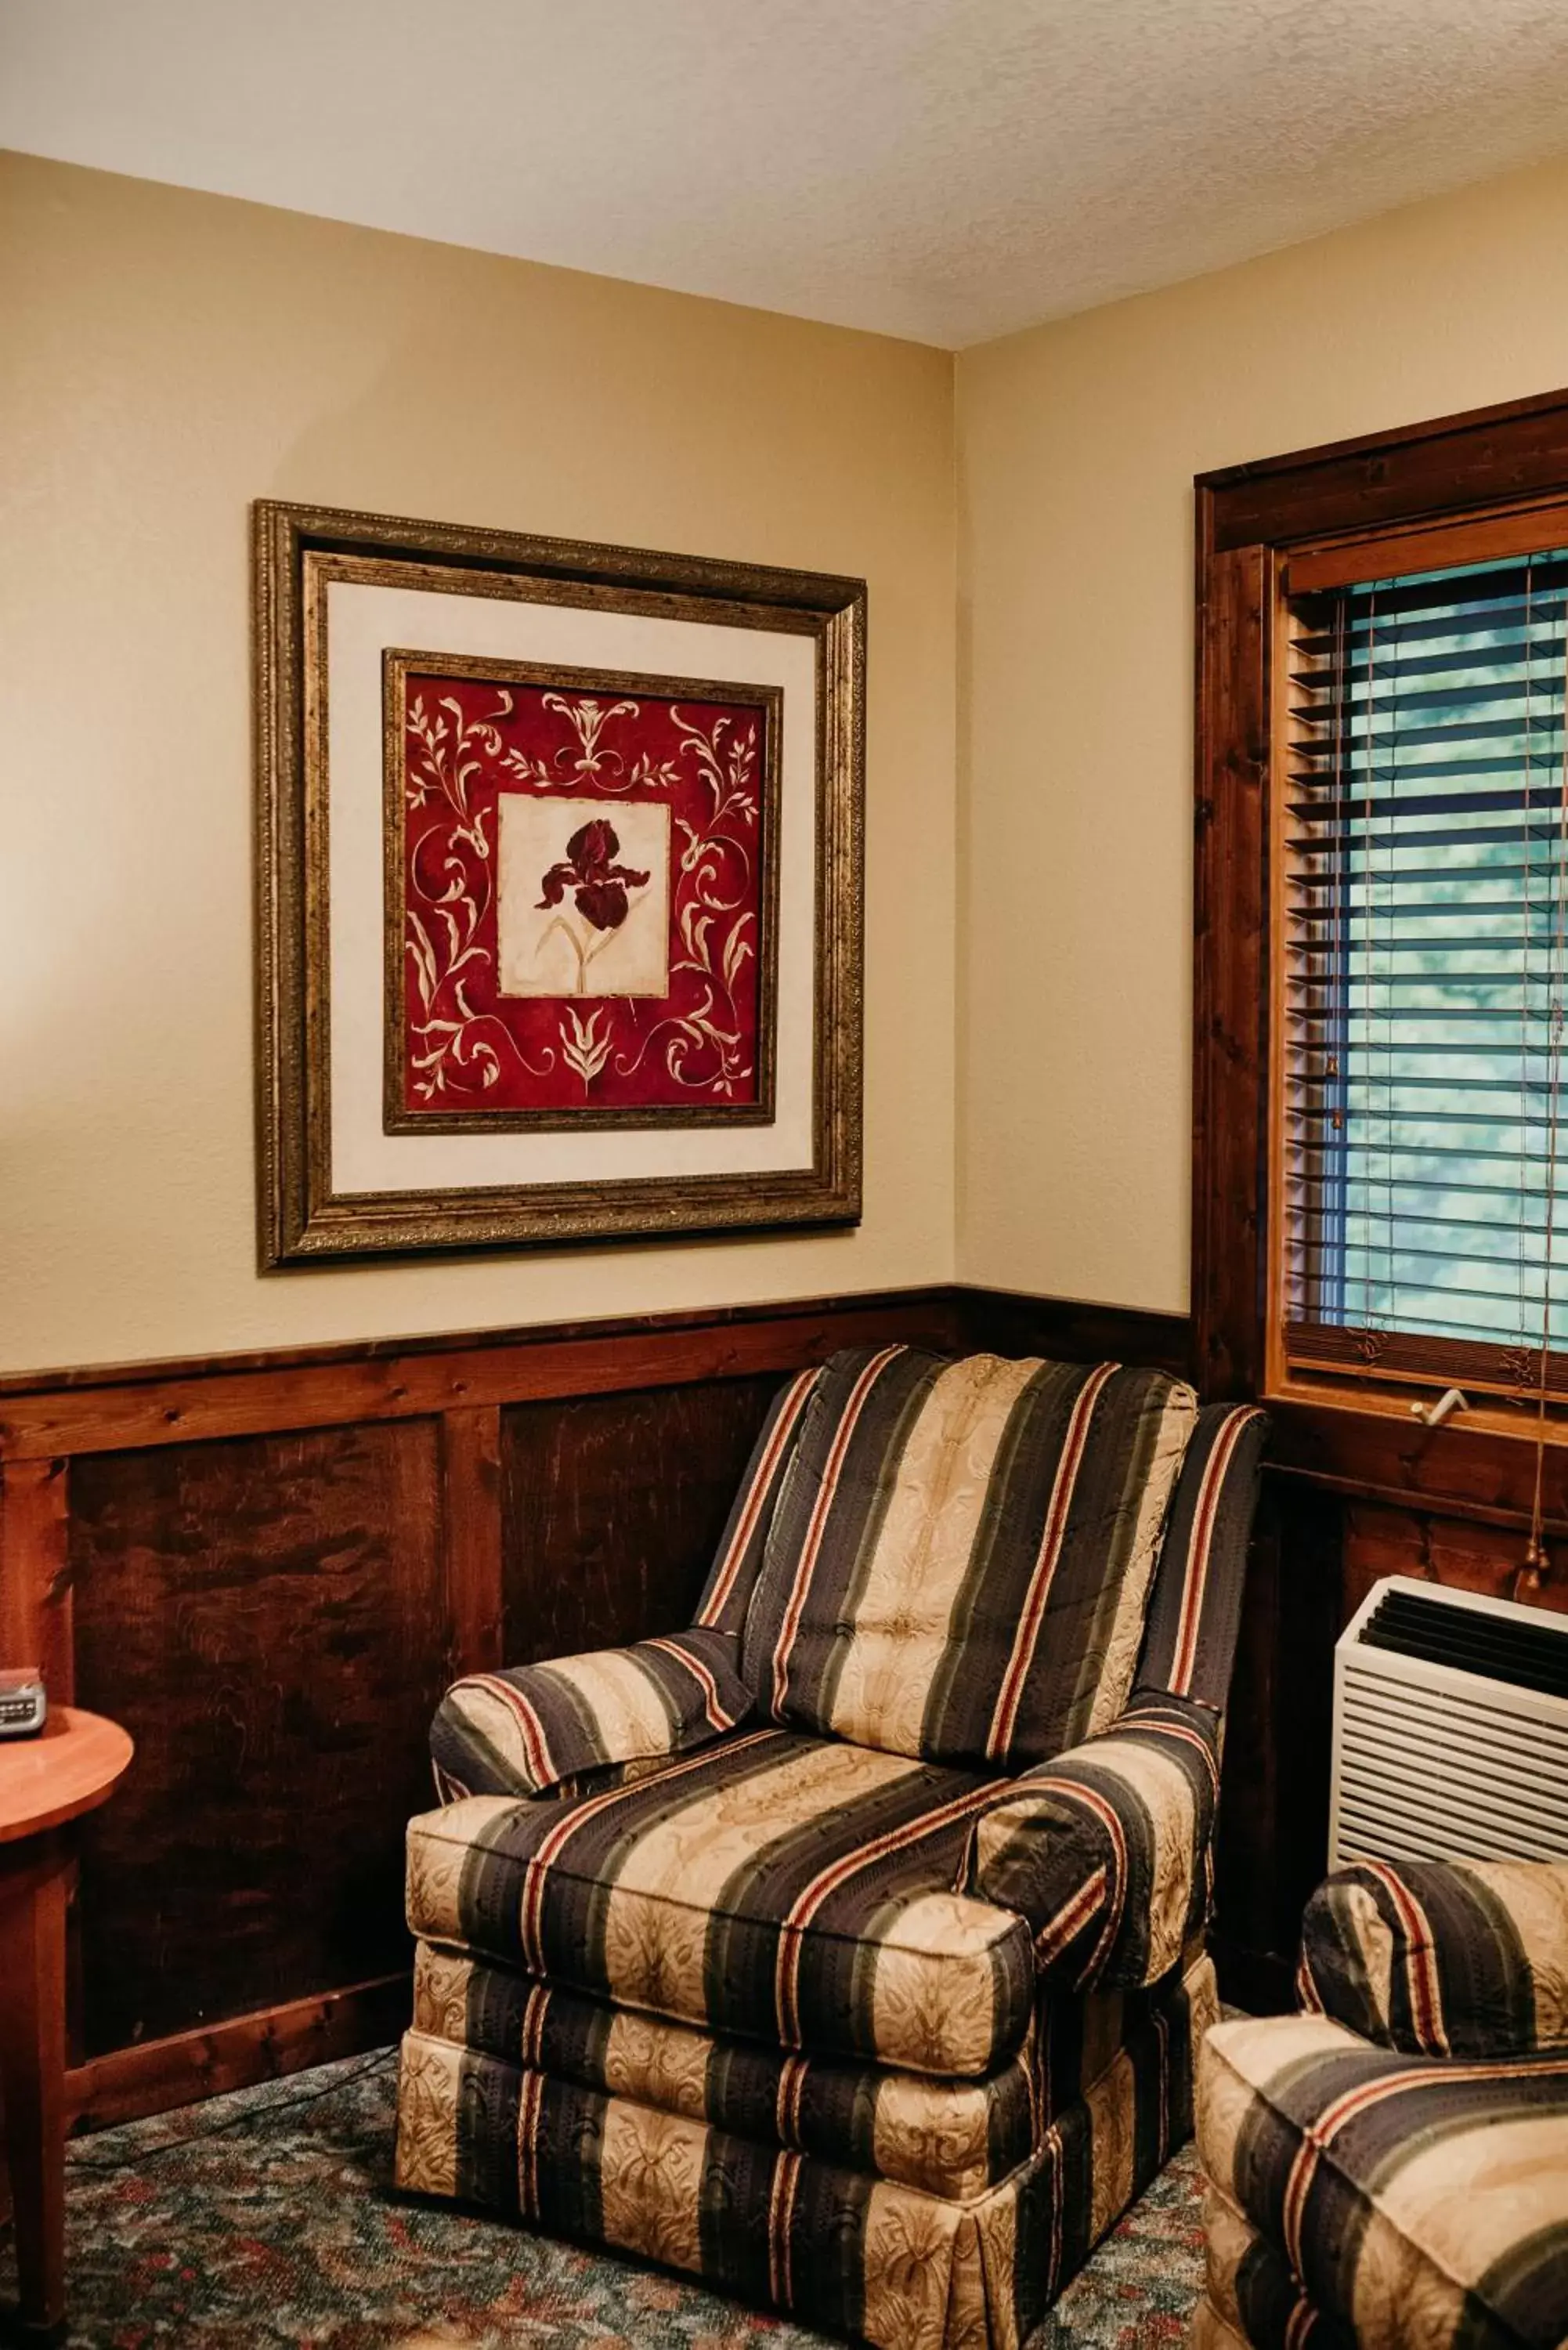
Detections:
[394, 1346, 1267, 2349]
[1192, 1856, 1568, 2350]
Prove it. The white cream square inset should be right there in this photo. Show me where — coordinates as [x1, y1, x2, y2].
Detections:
[497, 797, 670, 999]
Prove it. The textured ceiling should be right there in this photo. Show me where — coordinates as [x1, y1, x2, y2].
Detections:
[6, 0, 1568, 346]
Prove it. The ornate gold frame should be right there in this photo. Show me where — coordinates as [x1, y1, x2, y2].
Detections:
[254, 500, 865, 1266]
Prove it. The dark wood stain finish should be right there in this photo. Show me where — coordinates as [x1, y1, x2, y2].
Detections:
[1203, 383, 1568, 552]
[958, 1287, 1193, 1381]
[67, 1419, 446, 2057]
[503, 1377, 786, 1665]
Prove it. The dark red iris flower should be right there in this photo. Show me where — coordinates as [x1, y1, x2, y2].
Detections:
[537, 819, 649, 931]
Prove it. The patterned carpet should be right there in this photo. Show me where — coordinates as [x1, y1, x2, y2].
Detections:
[0, 2049, 1206, 2348]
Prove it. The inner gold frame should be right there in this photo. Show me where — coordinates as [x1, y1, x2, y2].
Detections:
[381, 649, 783, 1137]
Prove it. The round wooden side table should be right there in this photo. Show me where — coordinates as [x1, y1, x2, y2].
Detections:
[0, 1708, 132, 2345]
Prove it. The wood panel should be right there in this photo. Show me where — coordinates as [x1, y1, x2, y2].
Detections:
[503, 1376, 786, 1665]
[1202, 382, 1568, 551]
[67, 1419, 446, 2057]
[958, 1286, 1192, 1380]
[1191, 531, 1272, 1404]
[1210, 1478, 1342, 2012]
[0, 1290, 957, 1461]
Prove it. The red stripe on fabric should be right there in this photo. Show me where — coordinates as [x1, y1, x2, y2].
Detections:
[768, 2150, 802, 2307]
[516, 2067, 545, 2219]
[986, 1364, 1121, 1761]
[517, 1725, 779, 1972]
[1363, 1860, 1449, 2055]
[1127, 1712, 1220, 1797]
[521, 1979, 549, 2072]
[465, 1671, 558, 1791]
[1169, 1411, 1259, 1696]
[644, 1635, 731, 1734]
[1046, 1781, 1131, 1985]
[1280, 2050, 1568, 2271]
[697, 1368, 818, 1629]
[773, 1778, 1004, 2043]
[769, 1347, 906, 1721]
[1034, 1865, 1110, 1966]
[775, 2055, 807, 2149]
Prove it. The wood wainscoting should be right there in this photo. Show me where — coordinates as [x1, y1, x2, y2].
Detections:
[2, 1281, 1562, 2128]
[0, 1289, 955, 2131]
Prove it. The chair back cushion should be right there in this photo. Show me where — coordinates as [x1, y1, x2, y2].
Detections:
[739, 1347, 1198, 1768]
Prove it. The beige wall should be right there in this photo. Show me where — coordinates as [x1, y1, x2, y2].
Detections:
[956, 154, 1568, 1314]
[0, 152, 956, 1372]
[16, 147, 1568, 1372]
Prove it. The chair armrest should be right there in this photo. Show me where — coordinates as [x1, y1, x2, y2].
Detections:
[958, 1690, 1221, 1991]
[428, 1625, 753, 1799]
[1299, 1859, 1568, 2057]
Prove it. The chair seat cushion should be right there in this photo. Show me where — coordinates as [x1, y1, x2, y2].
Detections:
[412, 1940, 1039, 2200]
[742, 1347, 1198, 1770]
[1198, 2014, 1568, 2350]
[406, 1727, 1035, 2077]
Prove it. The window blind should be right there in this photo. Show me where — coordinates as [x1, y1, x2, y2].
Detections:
[1283, 546, 1568, 1400]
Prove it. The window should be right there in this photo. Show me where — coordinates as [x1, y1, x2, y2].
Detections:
[1280, 535, 1568, 1405]
[1194, 392, 1568, 1585]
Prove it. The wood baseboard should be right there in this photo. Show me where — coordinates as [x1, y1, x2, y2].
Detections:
[66, 1973, 411, 2134]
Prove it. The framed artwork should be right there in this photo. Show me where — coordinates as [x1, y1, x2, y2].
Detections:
[254, 501, 864, 1264]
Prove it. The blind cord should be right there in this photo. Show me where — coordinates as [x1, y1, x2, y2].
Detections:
[1518, 577, 1567, 1601]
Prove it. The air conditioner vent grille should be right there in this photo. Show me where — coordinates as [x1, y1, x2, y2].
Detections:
[1360, 1586, 1568, 1701]
[1331, 1577, 1568, 1870]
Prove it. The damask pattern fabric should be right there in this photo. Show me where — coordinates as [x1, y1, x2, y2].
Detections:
[741, 1347, 1198, 1770]
[1190, 2188, 1355, 2350]
[406, 1728, 1035, 2077]
[395, 1952, 1207, 2350]
[428, 1627, 753, 1801]
[411, 1940, 1039, 2200]
[400, 1344, 1269, 2344]
[962, 1693, 1221, 1992]
[411, 1940, 1217, 2201]
[1133, 1405, 1269, 1708]
[1299, 1857, 1568, 2059]
[1197, 2011, 1568, 2350]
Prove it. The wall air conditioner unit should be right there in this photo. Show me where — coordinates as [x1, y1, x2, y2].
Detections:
[1330, 1574, 1568, 1869]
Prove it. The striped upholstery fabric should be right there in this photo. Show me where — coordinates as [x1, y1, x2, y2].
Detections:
[396, 1952, 1212, 2350]
[399, 1347, 1270, 2345]
[411, 1940, 1040, 2200]
[429, 1627, 752, 1799]
[406, 1729, 1035, 2076]
[1197, 2013, 1568, 2350]
[962, 1692, 1221, 1991]
[692, 1365, 820, 1637]
[1135, 1405, 1269, 1708]
[1300, 1858, 1568, 2059]
[409, 1937, 1216, 2203]
[742, 1347, 1199, 1767]
[1191, 2189, 1354, 2350]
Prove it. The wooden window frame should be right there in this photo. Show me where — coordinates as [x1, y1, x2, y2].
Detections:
[1194, 384, 1568, 1528]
